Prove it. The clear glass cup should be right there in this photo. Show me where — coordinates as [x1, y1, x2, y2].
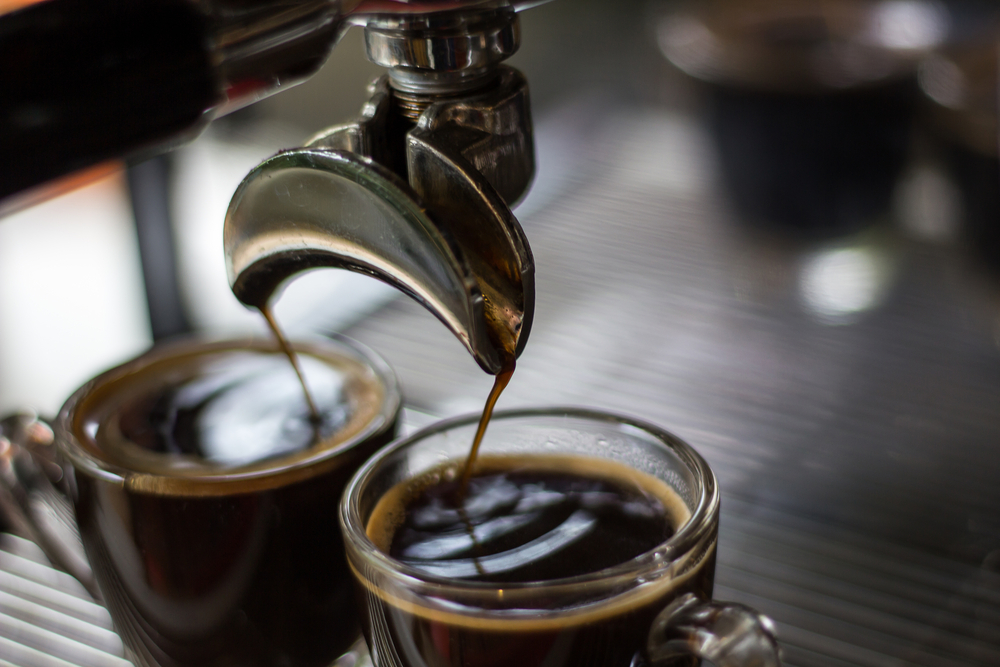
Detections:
[49, 336, 401, 667]
[340, 407, 781, 667]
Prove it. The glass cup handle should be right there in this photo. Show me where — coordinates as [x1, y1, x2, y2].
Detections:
[0, 412, 101, 601]
[648, 593, 782, 666]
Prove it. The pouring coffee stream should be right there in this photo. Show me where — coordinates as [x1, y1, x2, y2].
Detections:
[260, 305, 323, 425]
[460, 360, 515, 494]
[260, 297, 515, 481]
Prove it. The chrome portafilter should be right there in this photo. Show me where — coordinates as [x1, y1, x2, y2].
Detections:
[224, 1, 539, 374]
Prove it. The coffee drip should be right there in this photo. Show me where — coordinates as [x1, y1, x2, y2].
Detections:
[251, 287, 515, 490]
[460, 360, 516, 494]
[260, 305, 322, 426]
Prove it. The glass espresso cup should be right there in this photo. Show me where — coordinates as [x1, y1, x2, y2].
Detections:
[340, 408, 781, 667]
[53, 336, 401, 667]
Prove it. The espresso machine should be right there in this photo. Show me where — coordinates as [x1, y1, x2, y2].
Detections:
[3, 0, 1000, 666]
[3, 0, 536, 373]
[0, 1, 525, 202]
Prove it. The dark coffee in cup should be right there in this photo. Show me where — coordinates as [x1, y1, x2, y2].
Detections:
[57, 337, 400, 667]
[360, 454, 715, 667]
[98, 344, 378, 472]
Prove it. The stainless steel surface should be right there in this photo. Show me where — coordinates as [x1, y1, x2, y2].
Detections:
[211, 0, 345, 114]
[405, 65, 535, 206]
[363, 6, 518, 79]
[5, 502, 998, 667]
[214, 0, 528, 114]
[719, 496, 1000, 666]
[335, 96, 1000, 664]
[222, 144, 532, 373]
[225, 62, 535, 373]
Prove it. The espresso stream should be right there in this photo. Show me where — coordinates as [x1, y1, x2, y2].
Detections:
[459, 360, 515, 493]
[260, 305, 321, 425]
[257, 305, 510, 479]
[257, 307, 674, 589]
[370, 354, 689, 587]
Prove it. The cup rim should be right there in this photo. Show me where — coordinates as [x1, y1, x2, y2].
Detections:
[55, 334, 401, 493]
[340, 406, 720, 595]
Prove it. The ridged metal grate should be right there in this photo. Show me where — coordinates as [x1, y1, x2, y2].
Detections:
[719, 497, 1000, 667]
[0, 533, 129, 667]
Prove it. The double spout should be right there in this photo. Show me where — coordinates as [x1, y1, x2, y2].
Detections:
[223, 4, 535, 373]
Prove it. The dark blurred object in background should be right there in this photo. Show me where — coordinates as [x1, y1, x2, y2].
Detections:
[0, 0, 350, 216]
[707, 81, 916, 237]
[920, 23, 1000, 271]
[659, 0, 948, 237]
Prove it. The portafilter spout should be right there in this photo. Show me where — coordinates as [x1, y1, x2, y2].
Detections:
[223, 4, 535, 374]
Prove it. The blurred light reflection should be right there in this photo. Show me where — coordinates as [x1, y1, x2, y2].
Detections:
[919, 55, 968, 109]
[800, 244, 893, 323]
[893, 164, 962, 242]
[656, 15, 723, 83]
[866, 1, 949, 51]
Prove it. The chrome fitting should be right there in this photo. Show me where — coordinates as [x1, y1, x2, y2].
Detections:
[364, 7, 519, 74]
[364, 5, 519, 116]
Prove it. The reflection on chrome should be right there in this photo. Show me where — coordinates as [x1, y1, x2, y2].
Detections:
[799, 245, 894, 324]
